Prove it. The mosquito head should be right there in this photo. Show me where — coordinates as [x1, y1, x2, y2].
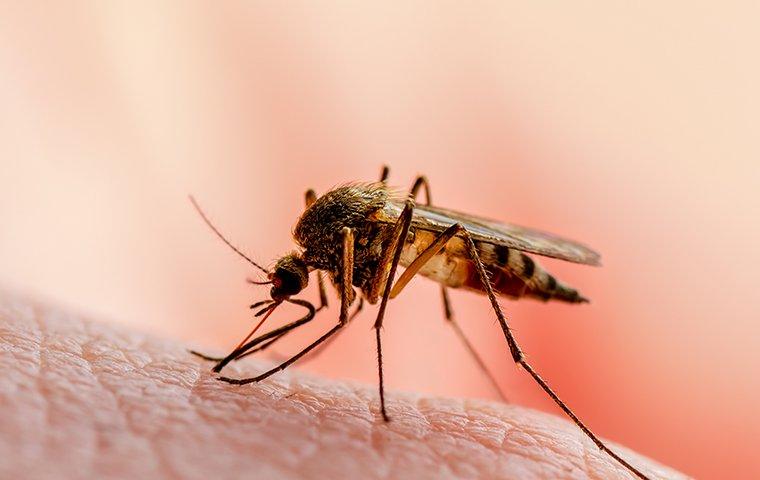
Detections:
[268, 253, 309, 301]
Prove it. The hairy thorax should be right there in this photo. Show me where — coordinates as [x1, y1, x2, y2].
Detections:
[293, 184, 396, 292]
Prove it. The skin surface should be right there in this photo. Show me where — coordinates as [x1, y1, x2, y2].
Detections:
[0, 292, 687, 480]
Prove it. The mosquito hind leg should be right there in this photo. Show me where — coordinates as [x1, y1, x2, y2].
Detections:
[384, 221, 507, 402]
[458, 226, 651, 480]
[406, 175, 508, 402]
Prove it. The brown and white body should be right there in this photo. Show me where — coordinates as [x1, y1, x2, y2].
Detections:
[292, 182, 594, 307]
[397, 226, 587, 304]
[190, 168, 652, 480]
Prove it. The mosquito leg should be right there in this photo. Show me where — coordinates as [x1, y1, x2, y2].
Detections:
[407, 176, 510, 402]
[445, 316, 509, 402]
[188, 350, 224, 362]
[211, 317, 307, 373]
[408, 175, 432, 203]
[382, 222, 507, 402]
[379, 165, 390, 182]
[458, 227, 651, 480]
[210, 298, 317, 373]
[305, 189, 317, 207]
[292, 297, 365, 366]
[218, 227, 356, 385]
[369, 200, 415, 421]
[226, 329, 291, 362]
[190, 314, 307, 367]
[218, 324, 343, 385]
[189, 325, 299, 364]
[236, 275, 355, 365]
[192, 325, 297, 364]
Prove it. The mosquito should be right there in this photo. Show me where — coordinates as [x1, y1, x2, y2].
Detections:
[190, 166, 651, 480]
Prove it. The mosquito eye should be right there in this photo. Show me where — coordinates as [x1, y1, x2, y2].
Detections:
[272, 268, 302, 297]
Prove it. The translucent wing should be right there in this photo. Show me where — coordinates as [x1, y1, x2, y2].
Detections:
[379, 201, 601, 266]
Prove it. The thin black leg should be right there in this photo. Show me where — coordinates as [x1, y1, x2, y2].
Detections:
[459, 227, 650, 480]
[218, 324, 343, 385]
[407, 175, 507, 400]
[209, 298, 316, 373]
[293, 297, 364, 365]
[372, 200, 415, 421]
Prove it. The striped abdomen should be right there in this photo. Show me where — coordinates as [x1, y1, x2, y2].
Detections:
[398, 229, 588, 303]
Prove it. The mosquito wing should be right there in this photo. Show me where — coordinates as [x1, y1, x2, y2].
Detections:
[379, 201, 601, 266]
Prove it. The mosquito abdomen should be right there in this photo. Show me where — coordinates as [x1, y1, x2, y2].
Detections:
[399, 230, 588, 303]
[473, 242, 589, 303]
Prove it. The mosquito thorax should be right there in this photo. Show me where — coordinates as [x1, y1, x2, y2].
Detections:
[294, 185, 388, 243]
[293, 184, 389, 273]
[270, 253, 309, 300]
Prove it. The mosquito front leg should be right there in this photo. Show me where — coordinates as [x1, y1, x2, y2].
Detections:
[217, 227, 356, 386]
[459, 228, 651, 480]
[217, 323, 344, 385]
[199, 299, 316, 373]
[218, 328, 293, 363]
[282, 297, 365, 366]
[190, 309, 302, 364]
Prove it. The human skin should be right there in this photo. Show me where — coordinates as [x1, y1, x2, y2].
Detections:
[0, 292, 687, 480]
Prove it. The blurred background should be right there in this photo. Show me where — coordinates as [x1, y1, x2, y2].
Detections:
[2, 2, 759, 478]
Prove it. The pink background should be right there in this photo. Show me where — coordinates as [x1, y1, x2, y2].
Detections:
[2, 3, 759, 479]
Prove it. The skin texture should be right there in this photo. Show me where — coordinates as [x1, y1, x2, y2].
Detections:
[0, 292, 688, 480]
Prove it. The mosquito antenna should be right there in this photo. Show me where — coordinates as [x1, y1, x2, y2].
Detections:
[189, 195, 270, 275]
